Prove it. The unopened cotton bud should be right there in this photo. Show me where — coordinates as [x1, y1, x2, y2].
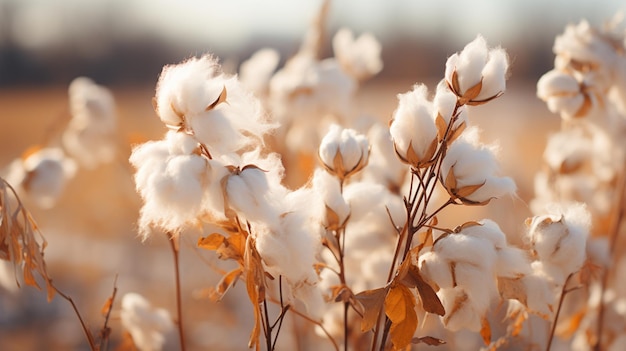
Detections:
[318, 124, 369, 181]
[332, 28, 383, 81]
[440, 135, 516, 205]
[445, 35, 509, 105]
[537, 69, 594, 119]
[121, 293, 173, 351]
[389, 84, 438, 168]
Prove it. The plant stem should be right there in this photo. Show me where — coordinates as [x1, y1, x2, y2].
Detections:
[168, 233, 186, 351]
[53, 285, 97, 351]
[594, 171, 626, 350]
[546, 273, 574, 351]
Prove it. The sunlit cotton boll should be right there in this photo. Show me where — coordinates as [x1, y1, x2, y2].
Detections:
[553, 20, 620, 74]
[440, 131, 516, 204]
[433, 80, 469, 138]
[155, 55, 275, 156]
[438, 287, 482, 332]
[537, 69, 591, 119]
[527, 203, 591, 281]
[311, 169, 350, 229]
[121, 293, 173, 351]
[332, 27, 383, 81]
[7, 147, 77, 209]
[318, 124, 369, 180]
[239, 48, 280, 97]
[389, 84, 438, 168]
[224, 165, 281, 227]
[129, 132, 209, 238]
[63, 76, 117, 169]
[445, 35, 509, 105]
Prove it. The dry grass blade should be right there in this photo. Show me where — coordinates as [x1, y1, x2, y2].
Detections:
[0, 177, 54, 301]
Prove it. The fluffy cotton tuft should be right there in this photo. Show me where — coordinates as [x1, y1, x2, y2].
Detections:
[444, 35, 509, 105]
[537, 69, 592, 119]
[63, 77, 117, 169]
[440, 132, 516, 204]
[332, 28, 383, 81]
[121, 293, 173, 351]
[527, 203, 591, 282]
[155, 55, 275, 156]
[239, 48, 281, 96]
[311, 169, 350, 228]
[389, 84, 438, 168]
[5, 147, 77, 209]
[130, 132, 209, 238]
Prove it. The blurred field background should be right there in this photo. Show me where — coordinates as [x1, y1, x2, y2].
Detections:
[0, 0, 622, 350]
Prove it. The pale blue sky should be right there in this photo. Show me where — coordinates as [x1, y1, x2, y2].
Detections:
[3, 0, 624, 53]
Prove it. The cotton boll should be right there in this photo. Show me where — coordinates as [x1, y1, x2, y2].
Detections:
[155, 55, 224, 129]
[522, 262, 557, 318]
[121, 293, 173, 351]
[332, 28, 383, 81]
[528, 203, 590, 277]
[311, 169, 350, 228]
[434, 234, 496, 269]
[440, 135, 516, 204]
[239, 48, 280, 96]
[64, 77, 117, 169]
[18, 148, 77, 209]
[537, 69, 588, 119]
[225, 166, 280, 227]
[318, 124, 369, 180]
[389, 85, 438, 168]
[360, 123, 406, 191]
[445, 35, 509, 105]
[438, 287, 482, 332]
[453, 263, 496, 313]
[418, 251, 454, 289]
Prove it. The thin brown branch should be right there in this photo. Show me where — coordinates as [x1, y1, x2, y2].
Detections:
[167, 233, 186, 351]
[53, 284, 97, 351]
[98, 275, 118, 351]
[546, 273, 575, 351]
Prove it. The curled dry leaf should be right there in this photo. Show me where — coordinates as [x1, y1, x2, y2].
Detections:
[385, 283, 418, 350]
[0, 177, 55, 301]
[355, 287, 387, 332]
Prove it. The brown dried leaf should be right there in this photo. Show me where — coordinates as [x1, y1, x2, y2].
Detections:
[462, 79, 483, 103]
[214, 268, 243, 301]
[435, 113, 448, 141]
[206, 86, 228, 111]
[385, 284, 418, 350]
[244, 236, 265, 350]
[401, 263, 445, 316]
[101, 296, 114, 316]
[498, 277, 527, 306]
[447, 120, 467, 146]
[480, 317, 492, 345]
[197, 233, 226, 251]
[355, 287, 387, 332]
[412, 336, 446, 346]
[455, 182, 485, 199]
[443, 166, 457, 193]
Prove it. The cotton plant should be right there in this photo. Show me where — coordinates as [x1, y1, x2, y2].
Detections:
[294, 35, 577, 351]
[130, 53, 331, 350]
[533, 15, 626, 350]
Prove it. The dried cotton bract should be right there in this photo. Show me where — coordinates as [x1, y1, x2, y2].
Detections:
[445, 35, 509, 105]
[120, 292, 173, 351]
